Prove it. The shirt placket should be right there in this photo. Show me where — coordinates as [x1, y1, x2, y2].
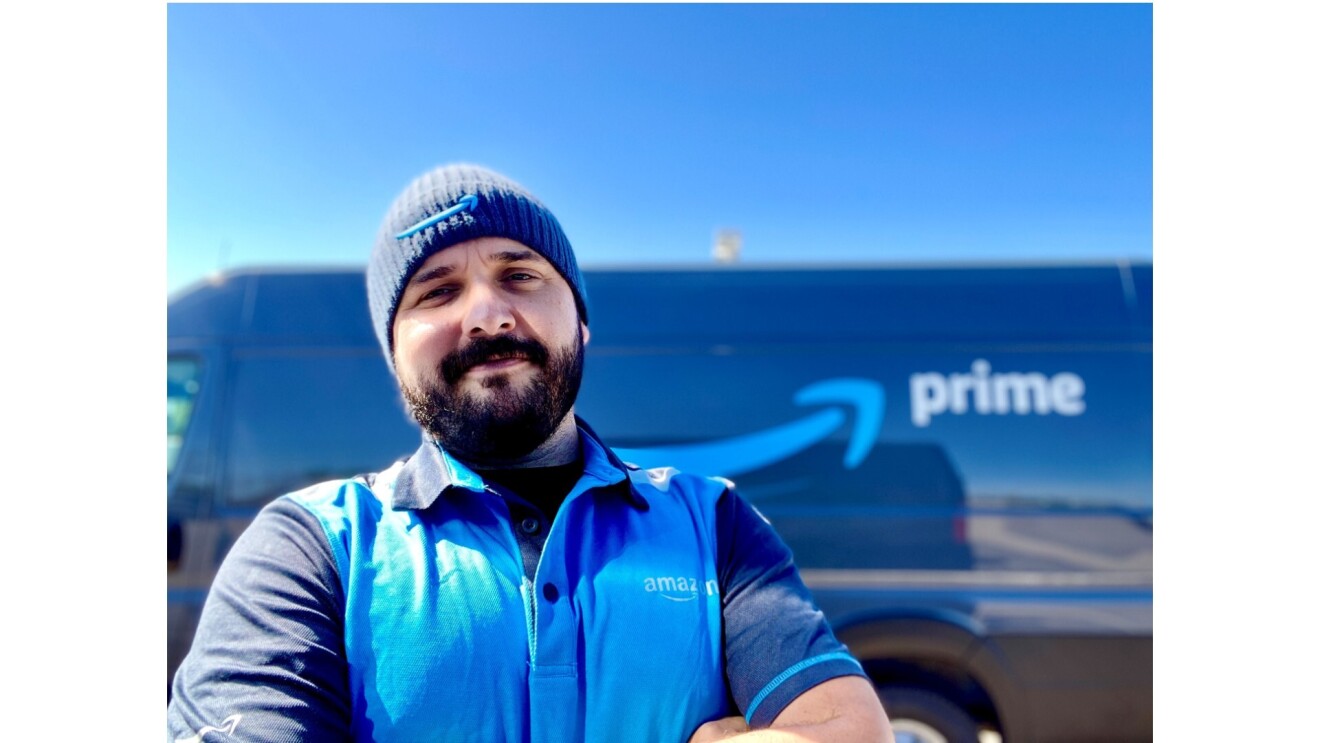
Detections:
[528, 488, 586, 743]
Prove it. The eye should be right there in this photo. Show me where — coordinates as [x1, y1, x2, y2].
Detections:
[418, 284, 458, 303]
[505, 271, 538, 284]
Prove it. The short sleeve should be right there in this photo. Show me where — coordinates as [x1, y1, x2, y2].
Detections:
[717, 488, 867, 728]
[167, 497, 351, 742]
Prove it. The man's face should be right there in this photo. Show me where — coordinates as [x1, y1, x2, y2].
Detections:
[392, 237, 590, 461]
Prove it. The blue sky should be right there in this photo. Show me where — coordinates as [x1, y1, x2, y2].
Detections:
[167, 3, 1151, 294]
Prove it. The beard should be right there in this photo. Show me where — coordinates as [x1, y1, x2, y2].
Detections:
[399, 328, 585, 461]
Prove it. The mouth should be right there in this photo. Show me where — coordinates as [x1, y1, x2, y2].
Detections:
[441, 336, 550, 386]
[465, 353, 531, 374]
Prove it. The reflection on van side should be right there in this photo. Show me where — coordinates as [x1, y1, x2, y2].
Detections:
[168, 262, 1152, 742]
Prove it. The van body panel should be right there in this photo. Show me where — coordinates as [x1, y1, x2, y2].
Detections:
[167, 263, 1152, 740]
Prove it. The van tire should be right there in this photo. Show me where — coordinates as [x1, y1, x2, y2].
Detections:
[876, 686, 979, 743]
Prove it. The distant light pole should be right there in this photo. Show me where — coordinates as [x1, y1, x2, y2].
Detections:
[713, 228, 742, 264]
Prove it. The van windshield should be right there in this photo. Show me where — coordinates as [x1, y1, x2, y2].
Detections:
[168, 357, 202, 476]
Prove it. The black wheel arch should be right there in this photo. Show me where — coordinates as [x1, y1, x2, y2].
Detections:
[833, 611, 1032, 741]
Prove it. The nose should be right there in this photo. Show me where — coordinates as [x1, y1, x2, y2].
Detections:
[460, 280, 516, 338]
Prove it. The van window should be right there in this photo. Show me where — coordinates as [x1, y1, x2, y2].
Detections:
[222, 351, 422, 508]
[167, 356, 203, 476]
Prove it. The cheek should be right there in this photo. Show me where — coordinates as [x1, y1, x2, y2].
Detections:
[393, 317, 455, 377]
[542, 292, 581, 337]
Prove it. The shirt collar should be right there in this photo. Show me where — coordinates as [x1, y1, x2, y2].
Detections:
[390, 416, 646, 512]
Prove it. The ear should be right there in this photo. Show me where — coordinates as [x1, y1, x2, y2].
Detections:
[580, 321, 591, 346]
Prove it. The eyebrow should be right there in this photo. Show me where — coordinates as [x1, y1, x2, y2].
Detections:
[491, 249, 540, 265]
[407, 263, 455, 288]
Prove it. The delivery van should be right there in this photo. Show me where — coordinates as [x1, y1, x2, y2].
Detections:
[167, 261, 1152, 742]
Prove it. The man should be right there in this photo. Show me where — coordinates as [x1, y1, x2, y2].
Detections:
[168, 164, 893, 742]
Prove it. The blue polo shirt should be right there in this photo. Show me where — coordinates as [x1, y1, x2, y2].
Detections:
[168, 420, 864, 742]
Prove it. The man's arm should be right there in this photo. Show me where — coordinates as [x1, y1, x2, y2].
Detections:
[706, 488, 893, 742]
[167, 497, 352, 742]
[689, 676, 893, 742]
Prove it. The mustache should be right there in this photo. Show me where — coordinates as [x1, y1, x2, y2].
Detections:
[440, 334, 549, 385]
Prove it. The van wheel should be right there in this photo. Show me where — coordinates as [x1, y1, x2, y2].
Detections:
[876, 686, 979, 743]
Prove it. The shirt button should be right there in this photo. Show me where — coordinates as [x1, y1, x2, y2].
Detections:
[542, 583, 559, 602]
[519, 517, 541, 535]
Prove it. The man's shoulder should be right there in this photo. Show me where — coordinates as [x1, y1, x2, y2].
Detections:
[278, 459, 408, 524]
[623, 463, 733, 509]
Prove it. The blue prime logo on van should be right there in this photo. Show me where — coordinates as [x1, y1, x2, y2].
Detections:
[615, 363, 1090, 476]
[615, 378, 884, 477]
[909, 359, 1087, 428]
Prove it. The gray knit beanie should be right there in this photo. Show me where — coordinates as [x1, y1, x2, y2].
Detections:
[366, 164, 588, 370]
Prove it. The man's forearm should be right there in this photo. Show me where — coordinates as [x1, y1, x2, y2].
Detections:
[688, 677, 894, 743]
[691, 712, 897, 743]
